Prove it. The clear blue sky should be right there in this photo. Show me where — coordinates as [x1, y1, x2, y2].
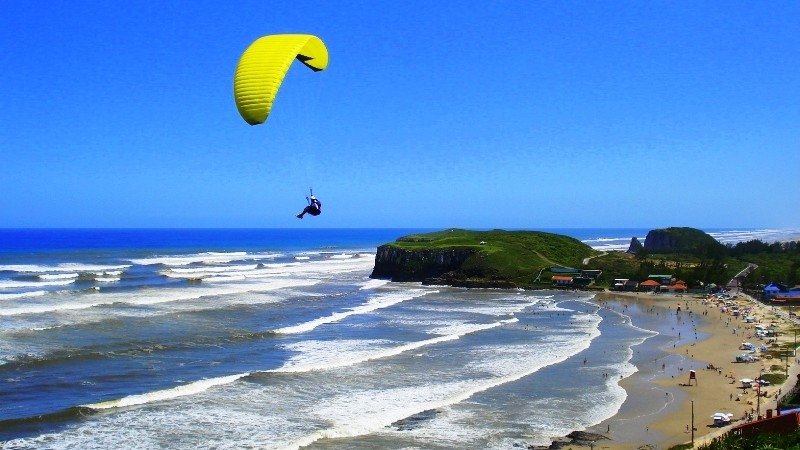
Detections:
[2, 1, 798, 228]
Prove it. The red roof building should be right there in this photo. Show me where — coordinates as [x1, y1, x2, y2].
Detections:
[551, 275, 573, 286]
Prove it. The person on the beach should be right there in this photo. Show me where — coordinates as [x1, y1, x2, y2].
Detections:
[297, 194, 322, 219]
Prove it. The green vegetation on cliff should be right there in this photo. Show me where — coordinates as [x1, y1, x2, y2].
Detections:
[374, 229, 598, 287]
[643, 227, 727, 256]
[592, 229, 800, 289]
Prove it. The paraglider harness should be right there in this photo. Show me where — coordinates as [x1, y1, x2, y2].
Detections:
[296, 189, 321, 219]
[306, 196, 322, 216]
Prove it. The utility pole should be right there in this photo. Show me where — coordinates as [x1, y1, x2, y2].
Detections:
[786, 350, 790, 377]
[757, 370, 762, 417]
[691, 400, 695, 446]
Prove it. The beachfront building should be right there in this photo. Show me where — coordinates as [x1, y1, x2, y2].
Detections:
[572, 276, 593, 287]
[581, 269, 602, 279]
[550, 266, 581, 275]
[639, 279, 661, 292]
[662, 280, 688, 293]
[772, 291, 800, 304]
[763, 283, 785, 299]
[648, 274, 673, 285]
[551, 275, 573, 287]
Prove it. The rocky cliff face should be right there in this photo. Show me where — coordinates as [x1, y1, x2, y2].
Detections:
[643, 229, 681, 253]
[642, 227, 724, 255]
[370, 245, 479, 282]
[626, 237, 644, 254]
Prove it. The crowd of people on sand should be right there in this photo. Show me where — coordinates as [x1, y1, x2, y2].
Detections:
[587, 288, 800, 448]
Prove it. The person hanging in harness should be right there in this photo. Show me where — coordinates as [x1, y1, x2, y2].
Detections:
[296, 192, 322, 219]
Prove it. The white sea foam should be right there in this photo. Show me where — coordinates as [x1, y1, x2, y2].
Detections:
[0, 279, 75, 289]
[39, 273, 80, 280]
[0, 263, 130, 274]
[166, 264, 260, 274]
[0, 290, 48, 301]
[294, 256, 310, 260]
[0, 278, 319, 316]
[359, 279, 389, 290]
[84, 373, 249, 410]
[273, 290, 437, 335]
[76, 318, 517, 413]
[162, 257, 373, 281]
[271, 318, 516, 373]
[412, 297, 541, 317]
[283, 334, 599, 449]
[94, 276, 121, 283]
[274, 310, 603, 449]
[128, 252, 282, 266]
[329, 253, 357, 259]
[428, 318, 518, 336]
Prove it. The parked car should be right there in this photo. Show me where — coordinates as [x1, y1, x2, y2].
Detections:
[736, 354, 758, 363]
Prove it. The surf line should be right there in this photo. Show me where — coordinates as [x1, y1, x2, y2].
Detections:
[272, 289, 439, 335]
[279, 325, 603, 450]
[82, 317, 517, 412]
[264, 318, 519, 374]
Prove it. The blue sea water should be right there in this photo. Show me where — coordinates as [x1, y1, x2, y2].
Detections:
[0, 228, 793, 448]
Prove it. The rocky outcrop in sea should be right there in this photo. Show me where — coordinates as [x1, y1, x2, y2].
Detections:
[626, 236, 644, 254]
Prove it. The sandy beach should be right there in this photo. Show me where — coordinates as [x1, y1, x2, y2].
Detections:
[561, 290, 800, 450]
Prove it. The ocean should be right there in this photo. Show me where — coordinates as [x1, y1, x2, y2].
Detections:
[0, 228, 795, 449]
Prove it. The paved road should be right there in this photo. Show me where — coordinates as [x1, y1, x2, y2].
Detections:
[582, 252, 608, 265]
[727, 263, 758, 291]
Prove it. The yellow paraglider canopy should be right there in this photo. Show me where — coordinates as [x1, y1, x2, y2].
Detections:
[233, 34, 328, 126]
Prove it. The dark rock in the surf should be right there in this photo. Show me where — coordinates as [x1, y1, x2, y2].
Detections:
[391, 408, 440, 431]
[540, 431, 609, 449]
[626, 236, 644, 254]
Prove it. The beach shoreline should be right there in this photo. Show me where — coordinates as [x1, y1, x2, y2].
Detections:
[549, 290, 800, 450]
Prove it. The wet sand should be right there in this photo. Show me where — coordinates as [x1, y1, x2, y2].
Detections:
[564, 290, 800, 449]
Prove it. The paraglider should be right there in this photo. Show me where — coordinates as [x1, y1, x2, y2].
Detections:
[296, 189, 322, 219]
[233, 34, 328, 219]
[233, 34, 328, 125]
